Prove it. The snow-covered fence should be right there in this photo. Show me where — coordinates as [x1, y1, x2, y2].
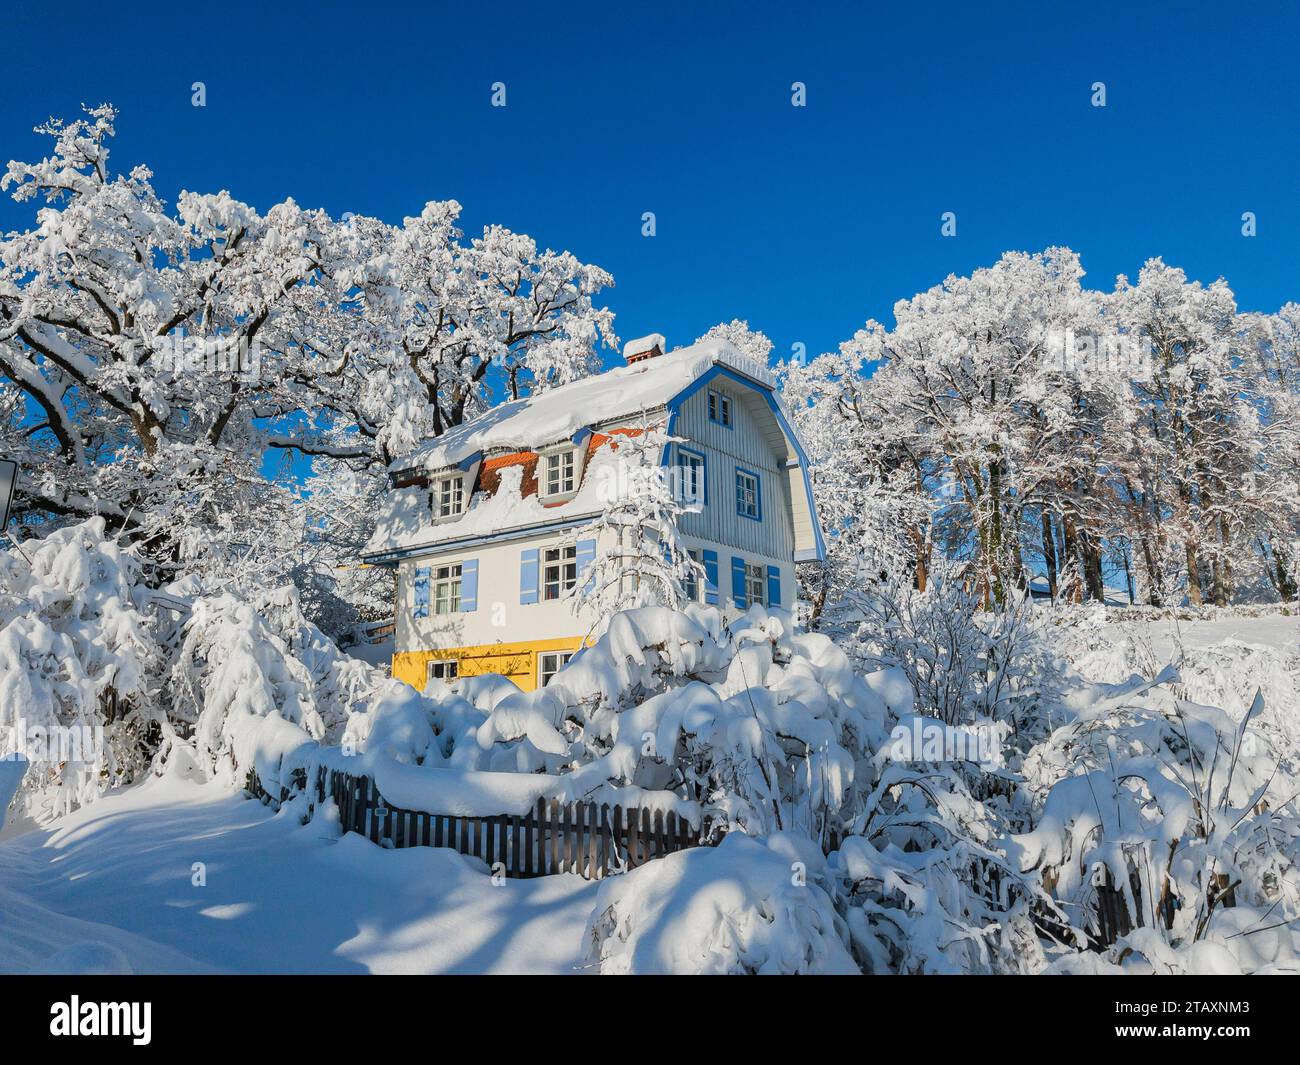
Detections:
[247, 766, 712, 880]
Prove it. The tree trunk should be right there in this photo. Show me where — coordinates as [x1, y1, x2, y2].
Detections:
[1139, 534, 1162, 607]
[1080, 530, 1105, 603]
[1185, 540, 1204, 606]
[910, 526, 929, 593]
[1062, 513, 1082, 603]
[987, 458, 1005, 607]
[1209, 515, 1233, 606]
[1276, 548, 1298, 601]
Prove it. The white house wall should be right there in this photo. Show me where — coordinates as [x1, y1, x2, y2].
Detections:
[396, 528, 796, 653]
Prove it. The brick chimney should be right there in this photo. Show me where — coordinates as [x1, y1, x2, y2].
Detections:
[623, 333, 666, 364]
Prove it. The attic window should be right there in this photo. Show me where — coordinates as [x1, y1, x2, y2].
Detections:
[542, 448, 577, 498]
[434, 474, 465, 519]
[708, 389, 732, 427]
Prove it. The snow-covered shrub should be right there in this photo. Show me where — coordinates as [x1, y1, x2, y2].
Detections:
[855, 567, 1046, 726]
[1011, 668, 1300, 968]
[585, 832, 857, 974]
[472, 604, 889, 838]
[827, 757, 1054, 974]
[173, 584, 381, 786]
[0, 519, 168, 823]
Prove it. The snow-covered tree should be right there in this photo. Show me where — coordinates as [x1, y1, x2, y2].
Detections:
[0, 105, 615, 628]
[565, 425, 705, 630]
[793, 248, 1300, 617]
[0, 518, 168, 822]
[694, 319, 773, 365]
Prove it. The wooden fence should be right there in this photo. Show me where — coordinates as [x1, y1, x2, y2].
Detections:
[247, 765, 711, 880]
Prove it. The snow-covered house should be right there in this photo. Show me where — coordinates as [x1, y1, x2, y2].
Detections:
[362, 335, 825, 691]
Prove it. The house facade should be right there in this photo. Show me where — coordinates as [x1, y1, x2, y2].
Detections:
[362, 335, 825, 692]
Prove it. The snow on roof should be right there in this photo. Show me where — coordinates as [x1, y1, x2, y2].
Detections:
[398, 339, 775, 473]
[366, 428, 654, 558]
[622, 333, 666, 359]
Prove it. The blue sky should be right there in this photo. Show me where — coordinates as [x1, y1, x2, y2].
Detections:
[2, 0, 1297, 368]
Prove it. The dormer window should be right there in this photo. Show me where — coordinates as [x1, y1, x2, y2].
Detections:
[707, 388, 732, 427]
[542, 447, 577, 499]
[434, 474, 465, 519]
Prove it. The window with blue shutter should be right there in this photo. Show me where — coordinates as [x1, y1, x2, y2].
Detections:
[460, 559, 478, 612]
[731, 556, 747, 608]
[767, 564, 781, 608]
[412, 566, 431, 618]
[575, 538, 597, 593]
[519, 548, 540, 605]
[702, 549, 719, 605]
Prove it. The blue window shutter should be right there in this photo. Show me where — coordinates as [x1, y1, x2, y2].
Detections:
[767, 564, 781, 607]
[460, 559, 478, 612]
[519, 549, 539, 605]
[703, 549, 719, 605]
[731, 556, 747, 608]
[575, 538, 597, 592]
[412, 566, 431, 618]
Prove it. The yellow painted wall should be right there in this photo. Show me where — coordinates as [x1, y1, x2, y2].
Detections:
[392, 635, 585, 693]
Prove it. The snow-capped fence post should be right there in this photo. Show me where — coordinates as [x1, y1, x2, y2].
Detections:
[367, 779, 382, 845]
[599, 804, 612, 878]
[550, 800, 562, 873]
[525, 799, 539, 875]
[611, 806, 624, 872]
[626, 806, 640, 867]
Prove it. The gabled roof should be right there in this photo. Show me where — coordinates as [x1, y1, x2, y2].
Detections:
[397, 339, 775, 473]
[363, 338, 826, 565]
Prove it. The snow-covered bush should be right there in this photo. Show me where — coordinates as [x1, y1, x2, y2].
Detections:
[854, 567, 1046, 726]
[173, 584, 382, 786]
[471, 604, 889, 838]
[0, 519, 167, 823]
[1012, 671, 1300, 965]
[585, 832, 857, 974]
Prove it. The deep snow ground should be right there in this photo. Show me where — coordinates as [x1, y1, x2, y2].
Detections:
[2, 608, 1296, 976]
[0, 773, 600, 975]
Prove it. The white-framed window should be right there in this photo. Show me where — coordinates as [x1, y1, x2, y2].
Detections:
[433, 562, 462, 614]
[542, 448, 577, 498]
[707, 389, 732, 427]
[735, 469, 760, 519]
[542, 545, 578, 600]
[427, 659, 459, 684]
[678, 448, 706, 506]
[745, 562, 766, 607]
[434, 475, 465, 519]
[684, 548, 703, 601]
[539, 650, 574, 687]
